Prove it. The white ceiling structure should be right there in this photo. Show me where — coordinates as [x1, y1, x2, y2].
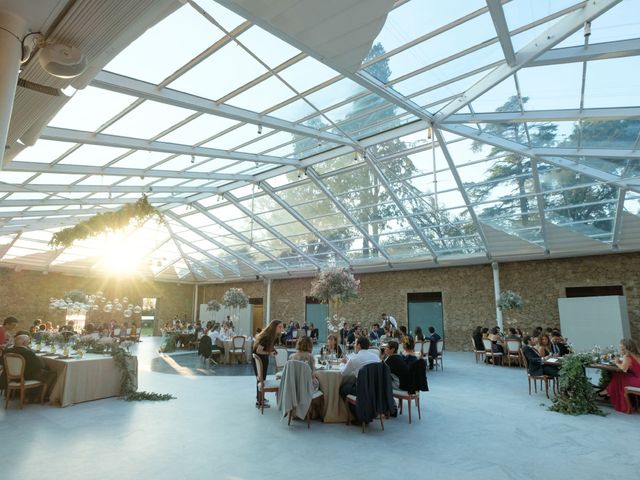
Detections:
[0, 0, 639, 283]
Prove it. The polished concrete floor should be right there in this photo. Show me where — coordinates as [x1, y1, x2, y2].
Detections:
[1, 337, 638, 480]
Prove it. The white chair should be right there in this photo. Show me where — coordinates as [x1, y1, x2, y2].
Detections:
[434, 340, 444, 370]
[252, 353, 279, 414]
[277, 360, 323, 428]
[482, 338, 502, 366]
[4, 353, 46, 409]
[506, 339, 523, 367]
[229, 336, 247, 364]
[414, 341, 424, 358]
[274, 347, 289, 380]
[471, 338, 485, 363]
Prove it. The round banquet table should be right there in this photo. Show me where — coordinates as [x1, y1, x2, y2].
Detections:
[315, 366, 350, 423]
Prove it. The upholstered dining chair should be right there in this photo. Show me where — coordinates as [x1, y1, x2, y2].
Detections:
[274, 347, 289, 380]
[277, 360, 323, 428]
[624, 386, 640, 413]
[471, 337, 485, 363]
[229, 336, 247, 364]
[345, 362, 394, 433]
[414, 341, 424, 358]
[506, 339, 523, 367]
[482, 338, 503, 366]
[519, 350, 555, 399]
[392, 358, 428, 424]
[252, 353, 279, 414]
[4, 353, 46, 409]
[433, 339, 444, 370]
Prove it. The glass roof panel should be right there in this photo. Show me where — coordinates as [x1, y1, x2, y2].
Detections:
[57, 144, 130, 167]
[226, 76, 295, 112]
[11, 140, 73, 164]
[158, 114, 239, 145]
[102, 101, 194, 139]
[584, 57, 640, 109]
[104, 5, 223, 84]
[236, 26, 301, 68]
[278, 56, 339, 93]
[168, 42, 269, 101]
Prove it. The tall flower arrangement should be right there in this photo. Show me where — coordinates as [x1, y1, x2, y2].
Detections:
[497, 290, 524, 311]
[206, 299, 221, 321]
[223, 288, 249, 309]
[310, 267, 360, 305]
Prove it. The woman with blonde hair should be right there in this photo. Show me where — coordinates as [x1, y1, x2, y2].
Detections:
[605, 338, 640, 413]
[252, 320, 283, 408]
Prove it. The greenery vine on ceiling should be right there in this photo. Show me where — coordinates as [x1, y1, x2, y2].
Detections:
[49, 195, 164, 249]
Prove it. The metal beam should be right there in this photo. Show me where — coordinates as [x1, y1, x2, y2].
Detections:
[435, 0, 622, 121]
[191, 202, 290, 271]
[164, 213, 243, 275]
[361, 151, 438, 260]
[165, 211, 262, 274]
[91, 71, 357, 148]
[0, 232, 21, 261]
[442, 106, 640, 124]
[435, 129, 491, 257]
[164, 222, 208, 281]
[611, 188, 627, 249]
[0, 207, 111, 219]
[442, 123, 640, 194]
[487, 0, 516, 66]
[529, 159, 550, 254]
[5, 160, 253, 182]
[530, 38, 640, 67]
[224, 192, 322, 269]
[305, 167, 392, 263]
[532, 147, 640, 160]
[0, 197, 189, 207]
[40, 126, 295, 167]
[0, 184, 218, 193]
[258, 181, 351, 264]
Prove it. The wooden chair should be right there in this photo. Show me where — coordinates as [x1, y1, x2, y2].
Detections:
[471, 338, 485, 363]
[278, 360, 324, 429]
[505, 339, 523, 367]
[393, 358, 428, 424]
[252, 353, 279, 414]
[520, 350, 555, 399]
[286, 329, 299, 347]
[414, 341, 425, 359]
[345, 363, 392, 433]
[625, 386, 640, 413]
[228, 336, 247, 364]
[4, 353, 46, 409]
[482, 338, 503, 366]
[433, 339, 444, 371]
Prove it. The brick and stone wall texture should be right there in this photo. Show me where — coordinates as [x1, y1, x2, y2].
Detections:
[0, 269, 194, 335]
[3, 251, 639, 349]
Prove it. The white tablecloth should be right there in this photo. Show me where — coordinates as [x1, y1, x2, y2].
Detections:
[41, 353, 138, 407]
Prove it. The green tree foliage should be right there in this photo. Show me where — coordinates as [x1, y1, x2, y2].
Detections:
[471, 96, 557, 226]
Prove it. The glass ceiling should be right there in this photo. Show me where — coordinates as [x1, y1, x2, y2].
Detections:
[1, 0, 639, 282]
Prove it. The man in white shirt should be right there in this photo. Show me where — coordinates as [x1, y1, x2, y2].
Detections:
[207, 324, 224, 355]
[381, 313, 397, 330]
[339, 336, 381, 397]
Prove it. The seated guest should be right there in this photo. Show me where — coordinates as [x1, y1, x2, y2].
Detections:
[399, 325, 410, 340]
[505, 327, 521, 340]
[427, 326, 441, 370]
[0, 316, 19, 347]
[550, 332, 570, 356]
[339, 336, 381, 398]
[605, 338, 640, 413]
[414, 326, 425, 343]
[401, 336, 419, 368]
[522, 335, 559, 378]
[320, 334, 344, 359]
[346, 325, 361, 349]
[309, 323, 319, 341]
[290, 336, 319, 390]
[339, 322, 349, 346]
[2, 334, 57, 400]
[207, 324, 224, 355]
[33, 324, 47, 343]
[472, 326, 485, 351]
[481, 327, 490, 339]
[488, 327, 504, 354]
[537, 334, 553, 357]
[382, 340, 411, 391]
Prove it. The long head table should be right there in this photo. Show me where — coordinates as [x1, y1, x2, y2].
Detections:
[39, 353, 138, 407]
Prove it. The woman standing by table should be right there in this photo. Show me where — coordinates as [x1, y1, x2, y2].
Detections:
[252, 320, 283, 408]
[606, 338, 640, 413]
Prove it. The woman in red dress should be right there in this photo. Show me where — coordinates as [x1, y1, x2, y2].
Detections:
[606, 338, 640, 413]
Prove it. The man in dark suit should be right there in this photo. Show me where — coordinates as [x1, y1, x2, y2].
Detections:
[550, 332, 570, 356]
[427, 326, 441, 370]
[382, 340, 411, 391]
[522, 335, 559, 377]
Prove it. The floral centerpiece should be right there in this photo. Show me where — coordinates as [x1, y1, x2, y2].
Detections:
[206, 299, 221, 312]
[326, 314, 343, 334]
[310, 267, 360, 305]
[223, 288, 249, 309]
[549, 353, 604, 416]
[497, 290, 524, 311]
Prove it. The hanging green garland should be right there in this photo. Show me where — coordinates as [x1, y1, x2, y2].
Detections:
[111, 345, 175, 401]
[49, 195, 164, 249]
[549, 353, 604, 416]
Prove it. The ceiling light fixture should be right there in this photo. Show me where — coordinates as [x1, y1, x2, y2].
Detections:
[190, 154, 195, 164]
[257, 124, 263, 135]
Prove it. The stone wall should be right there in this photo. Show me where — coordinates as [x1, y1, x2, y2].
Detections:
[3, 251, 639, 349]
[0, 269, 194, 335]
